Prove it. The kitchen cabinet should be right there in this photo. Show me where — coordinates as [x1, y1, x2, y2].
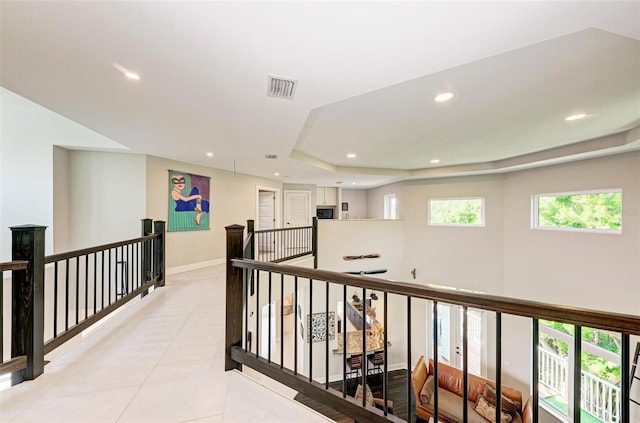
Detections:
[316, 187, 337, 206]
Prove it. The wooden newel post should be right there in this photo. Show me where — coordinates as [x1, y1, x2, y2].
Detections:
[153, 220, 166, 288]
[10, 224, 46, 385]
[247, 219, 255, 260]
[141, 218, 152, 297]
[225, 224, 245, 371]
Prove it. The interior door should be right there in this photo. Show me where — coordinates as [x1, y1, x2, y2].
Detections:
[258, 190, 275, 252]
[284, 190, 311, 228]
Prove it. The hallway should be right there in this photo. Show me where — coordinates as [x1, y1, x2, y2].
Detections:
[0, 265, 332, 423]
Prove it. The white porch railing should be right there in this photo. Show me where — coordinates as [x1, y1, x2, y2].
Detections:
[539, 348, 621, 423]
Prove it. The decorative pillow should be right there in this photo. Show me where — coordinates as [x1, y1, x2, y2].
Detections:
[355, 384, 375, 407]
[483, 383, 521, 415]
[419, 375, 435, 405]
[474, 395, 513, 423]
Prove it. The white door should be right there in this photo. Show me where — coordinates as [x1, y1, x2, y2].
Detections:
[258, 191, 276, 252]
[436, 305, 484, 376]
[284, 190, 311, 228]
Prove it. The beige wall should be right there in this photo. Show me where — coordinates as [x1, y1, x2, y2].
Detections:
[340, 188, 368, 219]
[146, 155, 281, 269]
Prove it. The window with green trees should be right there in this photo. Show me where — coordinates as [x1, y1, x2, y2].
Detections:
[429, 197, 484, 226]
[533, 190, 622, 233]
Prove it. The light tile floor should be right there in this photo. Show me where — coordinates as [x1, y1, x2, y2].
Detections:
[0, 265, 333, 423]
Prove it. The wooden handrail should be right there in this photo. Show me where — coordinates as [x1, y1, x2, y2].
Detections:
[232, 258, 640, 335]
[45, 234, 159, 264]
[0, 260, 29, 272]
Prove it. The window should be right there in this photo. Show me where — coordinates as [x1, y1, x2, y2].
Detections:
[533, 189, 622, 233]
[384, 194, 397, 219]
[428, 197, 484, 226]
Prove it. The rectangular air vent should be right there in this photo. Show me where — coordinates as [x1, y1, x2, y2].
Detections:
[267, 75, 297, 99]
[264, 154, 278, 159]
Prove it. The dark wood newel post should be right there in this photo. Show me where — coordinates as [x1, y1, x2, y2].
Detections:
[247, 219, 255, 260]
[225, 224, 245, 371]
[153, 220, 166, 288]
[10, 224, 46, 385]
[312, 216, 318, 269]
[141, 218, 152, 297]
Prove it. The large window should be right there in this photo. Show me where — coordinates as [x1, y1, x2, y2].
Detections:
[428, 197, 484, 226]
[384, 194, 397, 219]
[533, 189, 622, 233]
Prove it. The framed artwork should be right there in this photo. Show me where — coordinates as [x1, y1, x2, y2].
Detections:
[307, 311, 336, 343]
[342, 202, 349, 211]
[168, 170, 211, 232]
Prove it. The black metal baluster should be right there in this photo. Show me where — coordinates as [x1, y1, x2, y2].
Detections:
[362, 287, 367, 407]
[108, 248, 112, 305]
[309, 278, 313, 383]
[93, 253, 97, 316]
[383, 291, 388, 416]
[622, 333, 630, 423]
[0, 271, 2, 361]
[54, 261, 58, 337]
[325, 280, 329, 390]
[294, 276, 298, 375]
[433, 301, 439, 423]
[244, 269, 249, 352]
[532, 318, 539, 423]
[280, 273, 284, 369]
[463, 306, 468, 423]
[101, 250, 105, 310]
[65, 258, 69, 331]
[342, 283, 347, 398]
[256, 270, 260, 356]
[268, 271, 272, 363]
[573, 325, 581, 423]
[75, 256, 79, 325]
[407, 296, 412, 420]
[84, 254, 88, 320]
[496, 312, 502, 423]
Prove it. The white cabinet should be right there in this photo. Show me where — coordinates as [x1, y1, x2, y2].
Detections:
[316, 187, 337, 206]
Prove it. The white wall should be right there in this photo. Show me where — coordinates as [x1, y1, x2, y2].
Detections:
[0, 88, 128, 260]
[67, 150, 146, 249]
[53, 146, 71, 252]
[341, 189, 368, 220]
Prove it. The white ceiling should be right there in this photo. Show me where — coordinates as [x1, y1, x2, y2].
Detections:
[2, 1, 639, 188]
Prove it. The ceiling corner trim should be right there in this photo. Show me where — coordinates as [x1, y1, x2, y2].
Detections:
[290, 149, 337, 173]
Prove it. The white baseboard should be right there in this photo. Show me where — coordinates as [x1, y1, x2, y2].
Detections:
[166, 258, 225, 276]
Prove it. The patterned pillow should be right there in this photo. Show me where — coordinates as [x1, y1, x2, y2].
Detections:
[354, 384, 375, 407]
[474, 395, 513, 423]
[483, 383, 521, 415]
[419, 375, 435, 405]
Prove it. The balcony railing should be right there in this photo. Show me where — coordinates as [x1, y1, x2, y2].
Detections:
[224, 223, 640, 423]
[539, 347, 621, 422]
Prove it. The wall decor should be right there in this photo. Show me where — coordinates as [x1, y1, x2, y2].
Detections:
[307, 311, 335, 343]
[343, 253, 380, 260]
[342, 202, 349, 211]
[168, 170, 211, 232]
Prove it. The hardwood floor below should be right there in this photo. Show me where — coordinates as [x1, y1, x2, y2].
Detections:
[294, 369, 426, 422]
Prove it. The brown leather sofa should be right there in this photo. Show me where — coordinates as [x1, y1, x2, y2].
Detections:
[411, 356, 532, 423]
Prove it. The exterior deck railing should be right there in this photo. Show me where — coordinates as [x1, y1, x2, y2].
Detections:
[224, 223, 640, 423]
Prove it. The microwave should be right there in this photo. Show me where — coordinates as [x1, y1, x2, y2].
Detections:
[316, 208, 334, 219]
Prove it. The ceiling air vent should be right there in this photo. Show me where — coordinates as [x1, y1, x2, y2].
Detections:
[264, 154, 278, 159]
[267, 75, 297, 100]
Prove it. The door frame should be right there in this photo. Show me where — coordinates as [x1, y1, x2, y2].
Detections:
[256, 186, 281, 230]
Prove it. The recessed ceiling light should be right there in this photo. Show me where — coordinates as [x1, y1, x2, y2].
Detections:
[565, 113, 587, 121]
[430, 159, 440, 164]
[206, 152, 214, 157]
[336, 181, 343, 184]
[113, 63, 140, 81]
[274, 172, 279, 176]
[352, 182, 357, 185]
[434, 92, 454, 103]
[347, 153, 357, 159]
